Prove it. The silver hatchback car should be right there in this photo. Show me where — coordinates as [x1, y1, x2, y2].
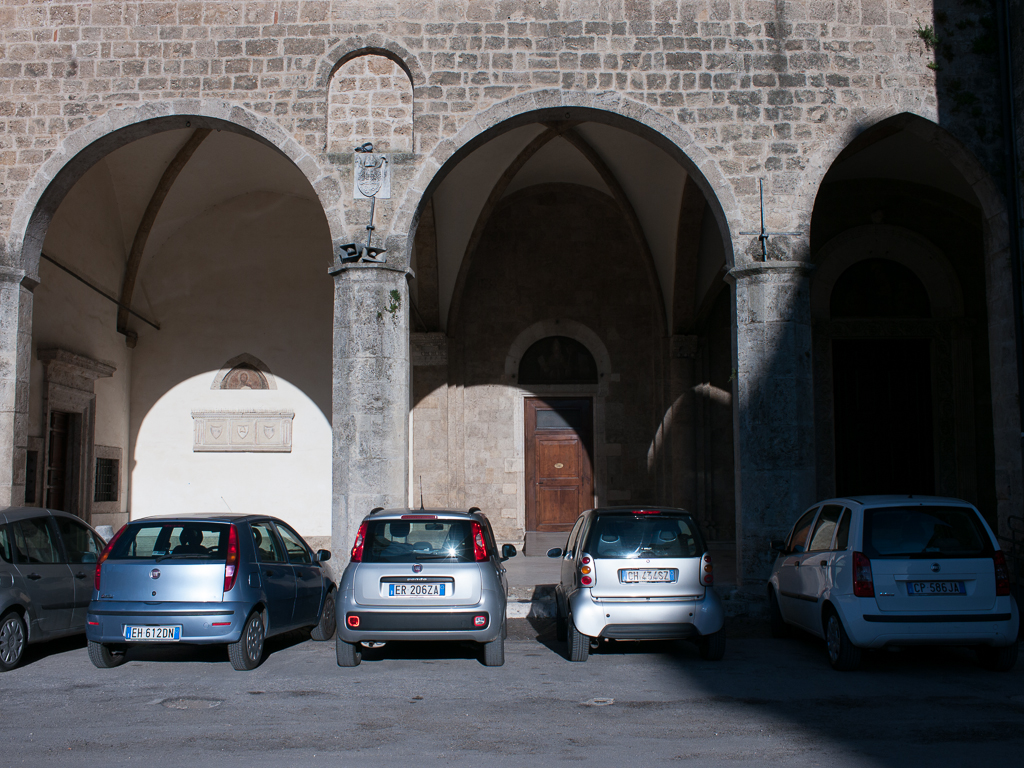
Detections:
[547, 506, 725, 662]
[335, 507, 516, 667]
[87, 514, 336, 670]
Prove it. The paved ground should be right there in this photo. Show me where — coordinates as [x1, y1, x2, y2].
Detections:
[2, 619, 1021, 767]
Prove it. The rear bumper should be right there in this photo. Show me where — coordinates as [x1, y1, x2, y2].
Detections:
[568, 587, 724, 639]
[833, 593, 1020, 648]
[336, 588, 504, 643]
[85, 600, 251, 644]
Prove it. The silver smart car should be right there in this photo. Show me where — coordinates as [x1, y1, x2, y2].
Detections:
[547, 506, 725, 662]
[87, 514, 336, 670]
[335, 507, 516, 667]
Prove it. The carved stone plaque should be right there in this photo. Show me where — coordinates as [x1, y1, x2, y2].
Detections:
[354, 151, 391, 199]
[192, 411, 294, 453]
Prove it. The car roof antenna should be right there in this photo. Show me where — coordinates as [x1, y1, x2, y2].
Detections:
[221, 496, 233, 513]
[419, 476, 425, 510]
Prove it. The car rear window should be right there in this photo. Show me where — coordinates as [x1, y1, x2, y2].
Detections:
[362, 519, 478, 563]
[863, 506, 993, 559]
[111, 522, 230, 560]
[585, 513, 705, 559]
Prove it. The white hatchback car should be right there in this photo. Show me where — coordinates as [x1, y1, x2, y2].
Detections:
[768, 496, 1019, 671]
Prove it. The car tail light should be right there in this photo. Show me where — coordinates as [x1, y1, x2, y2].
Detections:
[699, 553, 713, 586]
[993, 551, 1011, 596]
[347, 614, 360, 628]
[852, 551, 874, 597]
[632, 509, 661, 515]
[579, 554, 595, 587]
[94, 525, 126, 592]
[402, 514, 437, 520]
[471, 521, 488, 562]
[350, 522, 367, 562]
[223, 524, 240, 594]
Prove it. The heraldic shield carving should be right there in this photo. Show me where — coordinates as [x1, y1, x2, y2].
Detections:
[339, 142, 390, 263]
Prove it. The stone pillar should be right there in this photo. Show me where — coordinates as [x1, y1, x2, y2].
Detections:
[727, 262, 816, 586]
[330, 262, 410, 563]
[0, 267, 33, 508]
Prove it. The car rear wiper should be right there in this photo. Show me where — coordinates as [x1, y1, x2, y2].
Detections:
[153, 553, 214, 562]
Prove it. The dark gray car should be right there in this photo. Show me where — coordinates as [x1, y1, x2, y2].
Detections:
[87, 514, 336, 670]
[0, 507, 107, 671]
[335, 507, 516, 667]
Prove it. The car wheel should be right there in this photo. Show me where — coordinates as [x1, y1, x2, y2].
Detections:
[336, 636, 362, 667]
[228, 612, 265, 671]
[0, 612, 27, 672]
[554, 596, 568, 643]
[976, 643, 1019, 672]
[824, 609, 862, 671]
[482, 626, 505, 667]
[698, 628, 727, 661]
[310, 590, 336, 641]
[568, 616, 589, 663]
[768, 588, 789, 639]
[87, 640, 127, 669]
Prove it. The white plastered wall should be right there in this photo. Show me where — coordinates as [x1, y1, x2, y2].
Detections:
[128, 191, 333, 539]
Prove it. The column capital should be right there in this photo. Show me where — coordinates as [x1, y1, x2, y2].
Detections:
[0, 265, 36, 290]
[726, 260, 814, 284]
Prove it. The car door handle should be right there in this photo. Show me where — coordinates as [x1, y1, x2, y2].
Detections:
[27, 573, 42, 580]
[820, 561, 828, 568]
[75, 572, 88, 579]
[265, 570, 275, 577]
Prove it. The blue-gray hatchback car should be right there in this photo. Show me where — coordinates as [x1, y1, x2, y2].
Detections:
[86, 514, 336, 670]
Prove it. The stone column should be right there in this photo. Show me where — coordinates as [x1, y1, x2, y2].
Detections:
[0, 267, 33, 508]
[330, 262, 410, 563]
[727, 262, 816, 586]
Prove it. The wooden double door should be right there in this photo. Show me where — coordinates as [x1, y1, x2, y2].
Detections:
[525, 398, 594, 533]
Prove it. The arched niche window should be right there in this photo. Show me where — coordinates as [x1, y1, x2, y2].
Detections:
[830, 258, 931, 319]
[517, 336, 598, 386]
[211, 354, 276, 390]
[328, 53, 413, 154]
[221, 363, 269, 390]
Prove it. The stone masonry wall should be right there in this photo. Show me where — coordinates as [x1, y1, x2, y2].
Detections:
[0, 0, 1004, 267]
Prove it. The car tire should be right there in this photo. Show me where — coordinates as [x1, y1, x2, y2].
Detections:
[482, 627, 505, 667]
[698, 628, 727, 661]
[336, 636, 362, 667]
[976, 642, 1019, 672]
[0, 611, 27, 672]
[554, 596, 568, 643]
[310, 590, 336, 641]
[768, 588, 789, 639]
[824, 609, 862, 671]
[568, 616, 589, 663]
[228, 611, 266, 671]
[87, 640, 127, 669]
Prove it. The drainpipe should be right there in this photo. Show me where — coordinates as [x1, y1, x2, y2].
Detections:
[994, 0, 1024, 540]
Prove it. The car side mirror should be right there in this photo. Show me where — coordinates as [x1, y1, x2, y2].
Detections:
[501, 544, 517, 561]
[316, 549, 331, 562]
[546, 547, 563, 558]
[769, 539, 787, 554]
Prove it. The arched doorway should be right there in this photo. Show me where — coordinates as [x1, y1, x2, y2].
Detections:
[406, 110, 734, 551]
[811, 115, 1009, 527]
[20, 116, 333, 545]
